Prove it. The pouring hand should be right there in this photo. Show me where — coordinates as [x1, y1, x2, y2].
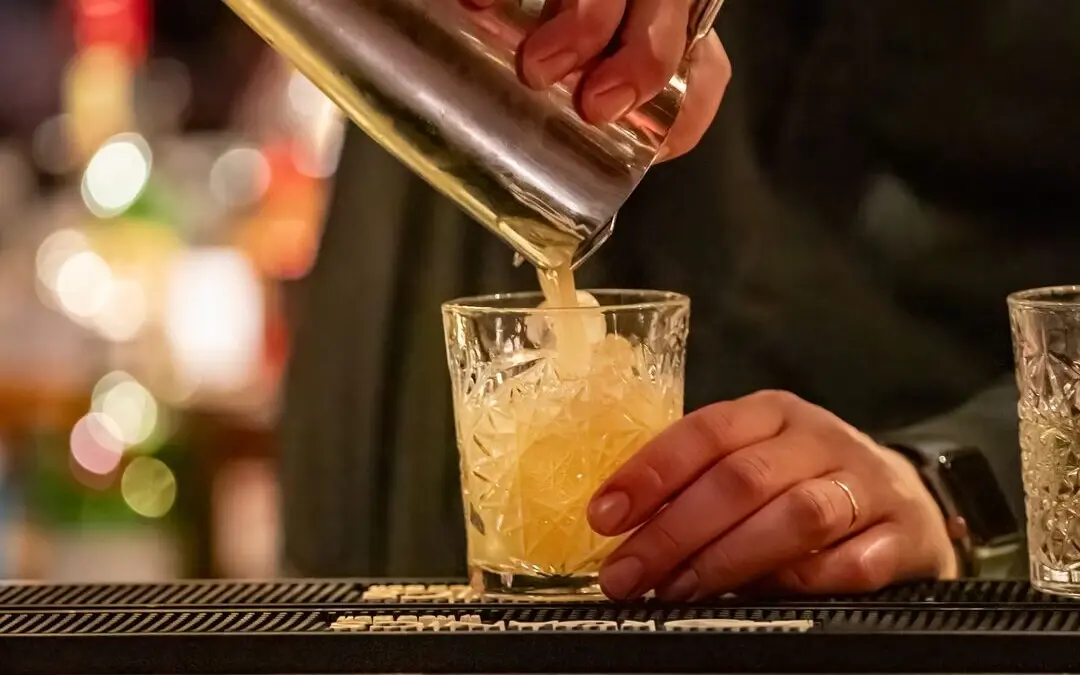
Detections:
[587, 390, 958, 600]
[463, 0, 730, 161]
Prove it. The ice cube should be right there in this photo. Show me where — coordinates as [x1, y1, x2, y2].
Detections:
[492, 349, 548, 385]
[564, 290, 601, 310]
[593, 334, 637, 372]
[586, 335, 641, 402]
[525, 291, 606, 349]
[525, 313, 550, 348]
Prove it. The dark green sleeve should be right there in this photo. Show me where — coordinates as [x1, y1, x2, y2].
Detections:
[877, 375, 1023, 525]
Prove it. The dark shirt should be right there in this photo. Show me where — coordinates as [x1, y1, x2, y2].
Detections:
[279, 0, 1080, 577]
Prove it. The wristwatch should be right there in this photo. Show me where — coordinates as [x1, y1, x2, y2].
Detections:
[882, 438, 1025, 578]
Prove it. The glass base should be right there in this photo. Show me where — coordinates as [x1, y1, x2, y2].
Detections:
[470, 567, 604, 601]
[1032, 561, 1080, 598]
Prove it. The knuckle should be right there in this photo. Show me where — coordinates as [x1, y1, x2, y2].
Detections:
[776, 566, 815, 594]
[695, 541, 738, 586]
[749, 389, 802, 410]
[693, 32, 731, 75]
[636, 49, 679, 89]
[576, 2, 624, 48]
[720, 451, 774, 503]
[789, 482, 840, 540]
[806, 423, 851, 455]
[636, 452, 671, 494]
[847, 548, 892, 591]
[688, 403, 739, 450]
[712, 39, 732, 81]
[645, 517, 684, 561]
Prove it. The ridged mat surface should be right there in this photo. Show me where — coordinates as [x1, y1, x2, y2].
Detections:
[0, 579, 1076, 674]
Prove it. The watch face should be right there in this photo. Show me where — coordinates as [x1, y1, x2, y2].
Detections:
[939, 449, 1020, 546]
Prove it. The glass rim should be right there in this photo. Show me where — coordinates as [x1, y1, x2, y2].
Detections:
[1007, 285, 1080, 310]
[442, 289, 689, 315]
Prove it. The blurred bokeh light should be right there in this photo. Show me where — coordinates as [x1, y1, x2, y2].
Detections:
[0, 0, 341, 582]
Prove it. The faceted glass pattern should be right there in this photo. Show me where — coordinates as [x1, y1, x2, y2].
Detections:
[442, 291, 689, 596]
[1010, 286, 1080, 596]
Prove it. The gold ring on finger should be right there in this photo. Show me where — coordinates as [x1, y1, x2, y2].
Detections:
[831, 478, 860, 532]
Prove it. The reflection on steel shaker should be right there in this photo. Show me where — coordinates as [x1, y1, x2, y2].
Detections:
[222, 0, 724, 269]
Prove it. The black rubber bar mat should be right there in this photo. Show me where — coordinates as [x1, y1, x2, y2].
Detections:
[1, 579, 1078, 674]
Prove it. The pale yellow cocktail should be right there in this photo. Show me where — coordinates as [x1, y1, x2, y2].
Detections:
[443, 288, 688, 597]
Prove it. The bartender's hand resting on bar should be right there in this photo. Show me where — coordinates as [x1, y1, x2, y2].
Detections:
[589, 391, 959, 600]
[463, 0, 731, 161]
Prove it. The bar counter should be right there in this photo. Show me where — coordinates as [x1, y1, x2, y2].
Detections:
[0, 578, 1073, 674]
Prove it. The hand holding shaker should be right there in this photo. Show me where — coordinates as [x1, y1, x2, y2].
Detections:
[222, 0, 724, 269]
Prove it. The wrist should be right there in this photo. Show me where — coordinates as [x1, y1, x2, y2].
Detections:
[877, 437, 1024, 579]
[880, 446, 963, 578]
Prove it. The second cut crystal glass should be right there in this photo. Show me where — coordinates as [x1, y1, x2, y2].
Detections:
[1010, 286, 1080, 597]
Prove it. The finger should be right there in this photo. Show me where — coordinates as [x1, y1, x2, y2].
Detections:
[597, 433, 845, 600]
[658, 32, 730, 161]
[578, 0, 691, 124]
[461, 0, 497, 7]
[519, 0, 627, 90]
[755, 522, 940, 596]
[652, 471, 877, 601]
[588, 390, 794, 537]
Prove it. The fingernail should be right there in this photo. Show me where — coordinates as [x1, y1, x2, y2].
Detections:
[587, 84, 637, 123]
[600, 556, 644, 599]
[656, 146, 671, 163]
[588, 491, 630, 534]
[526, 50, 578, 89]
[657, 569, 699, 602]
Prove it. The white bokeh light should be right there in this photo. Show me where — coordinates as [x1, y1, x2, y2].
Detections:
[55, 250, 113, 320]
[209, 146, 271, 209]
[81, 133, 152, 218]
[92, 277, 148, 342]
[95, 377, 158, 447]
[164, 249, 264, 391]
[36, 228, 90, 291]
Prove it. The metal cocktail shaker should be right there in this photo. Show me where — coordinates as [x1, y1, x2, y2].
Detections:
[223, 0, 724, 269]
